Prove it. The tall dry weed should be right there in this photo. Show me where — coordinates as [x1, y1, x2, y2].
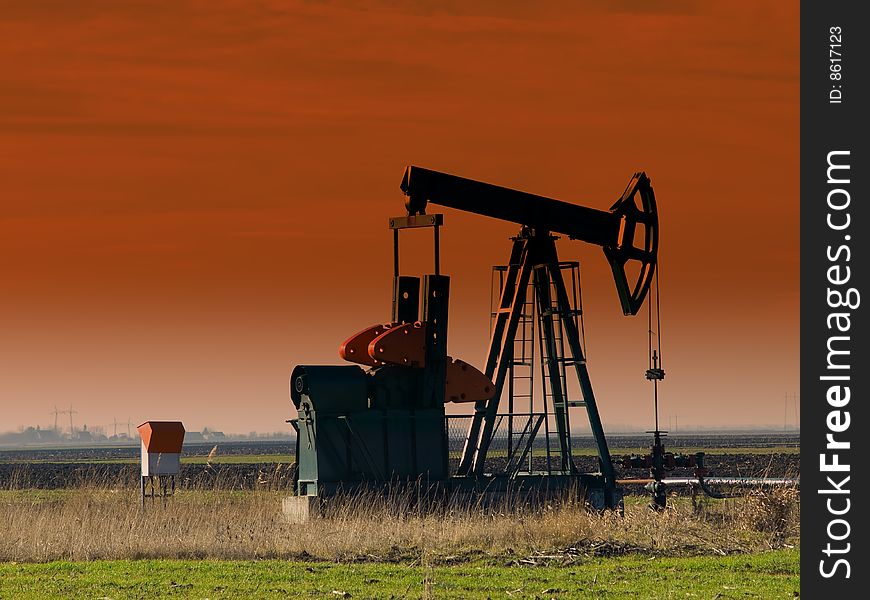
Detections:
[731, 485, 799, 537]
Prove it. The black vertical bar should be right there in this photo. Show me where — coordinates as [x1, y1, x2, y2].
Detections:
[434, 224, 440, 276]
[393, 276, 420, 324]
[422, 275, 450, 477]
[393, 228, 400, 277]
[422, 274, 450, 407]
[392, 229, 400, 322]
[802, 1, 867, 594]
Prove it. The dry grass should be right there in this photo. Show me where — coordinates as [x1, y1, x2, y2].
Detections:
[0, 463, 294, 492]
[0, 479, 799, 564]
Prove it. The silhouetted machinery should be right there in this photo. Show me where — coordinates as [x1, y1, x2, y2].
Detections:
[289, 166, 659, 510]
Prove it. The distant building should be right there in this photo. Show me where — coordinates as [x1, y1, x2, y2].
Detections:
[184, 431, 205, 443]
[0, 426, 61, 445]
[200, 428, 226, 441]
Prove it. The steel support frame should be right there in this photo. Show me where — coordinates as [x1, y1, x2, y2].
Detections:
[533, 263, 573, 473]
[457, 230, 617, 503]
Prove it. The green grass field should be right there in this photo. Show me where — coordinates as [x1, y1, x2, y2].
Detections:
[0, 549, 799, 599]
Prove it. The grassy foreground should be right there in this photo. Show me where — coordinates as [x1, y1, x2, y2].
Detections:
[0, 550, 799, 599]
[1, 488, 798, 563]
[0, 483, 800, 597]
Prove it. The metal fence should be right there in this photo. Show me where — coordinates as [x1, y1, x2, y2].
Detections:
[445, 413, 567, 476]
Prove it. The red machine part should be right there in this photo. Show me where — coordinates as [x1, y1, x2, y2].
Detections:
[339, 322, 495, 403]
[367, 321, 427, 367]
[445, 358, 494, 403]
[339, 323, 395, 367]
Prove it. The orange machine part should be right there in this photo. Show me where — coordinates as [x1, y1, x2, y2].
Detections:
[445, 358, 495, 403]
[339, 323, 395, 366]
[367, 321, 427, 367]
[137, 421, 185, 453]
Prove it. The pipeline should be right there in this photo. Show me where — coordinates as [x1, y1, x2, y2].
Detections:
[617, 475, 799, 503]
[683, 475, 798, 500]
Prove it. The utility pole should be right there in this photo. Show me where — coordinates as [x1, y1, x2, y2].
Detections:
[783, 392, 797, 432]
[68, 405, 78, 434]
[55, 407, 78, 436]
[784, 392, 798, 432]
[794, 393, 800, 430]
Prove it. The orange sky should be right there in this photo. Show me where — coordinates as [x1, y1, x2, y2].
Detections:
[0, 1, 799, 435]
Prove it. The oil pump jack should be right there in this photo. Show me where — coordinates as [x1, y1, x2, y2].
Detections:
[289, 166, 658, 511]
